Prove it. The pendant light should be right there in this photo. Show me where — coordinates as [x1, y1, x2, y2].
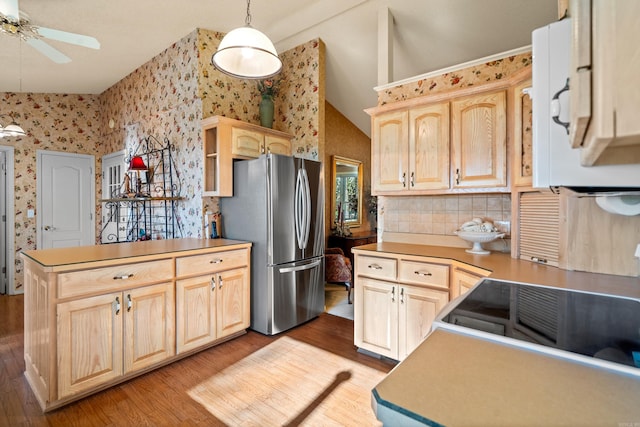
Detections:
[211, 0, 282, 79]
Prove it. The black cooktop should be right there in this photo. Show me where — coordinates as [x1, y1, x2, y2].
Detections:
[436, 279, 640, 375]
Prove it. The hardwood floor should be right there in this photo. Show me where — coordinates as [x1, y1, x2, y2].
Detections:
[0, 294, 394, 426]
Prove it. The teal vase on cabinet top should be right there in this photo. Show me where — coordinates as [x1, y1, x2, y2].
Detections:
[259, 94, 274, 128]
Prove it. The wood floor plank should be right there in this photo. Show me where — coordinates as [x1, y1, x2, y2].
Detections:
[0, 294, 394, 425]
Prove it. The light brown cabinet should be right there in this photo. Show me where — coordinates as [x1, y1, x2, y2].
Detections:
[354, 254, 449, 361]
[451, 90, 507, 188]
[57, 282, 175, 399]
[176, 250, 250, 354]
[370, 90, 507, 195]
[450, 263, 490, 300]
[511, 77, 533, 187]
[202, 115, 293, 197]
[569, 0, 640, 165]
[22, 239, 251, 411]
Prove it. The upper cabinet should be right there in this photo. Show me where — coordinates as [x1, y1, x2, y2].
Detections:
[511, 77, 533, 187]
[569, 0, 640, 166]
[370, 89, 506, 195]
[202, 116, 293, 197]
[451, 90, 507, 188]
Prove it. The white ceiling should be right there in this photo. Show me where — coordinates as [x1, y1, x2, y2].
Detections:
[0, 0, 558, 136]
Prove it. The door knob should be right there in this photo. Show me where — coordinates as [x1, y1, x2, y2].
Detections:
[44, 225, 56, 231]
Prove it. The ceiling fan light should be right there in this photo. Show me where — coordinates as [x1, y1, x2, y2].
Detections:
[211, 26, 282, 79]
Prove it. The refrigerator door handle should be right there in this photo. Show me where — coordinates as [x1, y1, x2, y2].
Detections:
[278, 258, 322, 273]
[294, 167, 312, 250]
[301, 167, 311, 249]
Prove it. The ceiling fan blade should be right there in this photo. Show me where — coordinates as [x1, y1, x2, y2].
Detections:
[26, 38, 71, 63]
[36, 27, 100, 50]
[0, 0, 19, 20]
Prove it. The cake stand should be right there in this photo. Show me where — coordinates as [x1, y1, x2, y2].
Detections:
[455, 231, 505, 255]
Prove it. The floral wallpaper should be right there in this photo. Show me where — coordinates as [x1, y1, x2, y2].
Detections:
[0, 92, 101, 291]
[1, 29, 323, 294]
[377, 52, 532, 106]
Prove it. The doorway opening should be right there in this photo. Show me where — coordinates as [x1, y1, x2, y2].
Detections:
[0, 146, 16, 294]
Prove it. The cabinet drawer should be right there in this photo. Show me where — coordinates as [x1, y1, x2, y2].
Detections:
[58, 260, 173, 299]
[176, 249, 248, 278]
[356, 255, 396, 280]
[398, 260, 449, 289]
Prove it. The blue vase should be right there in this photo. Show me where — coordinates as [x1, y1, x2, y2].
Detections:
[259, 95, 274, 128]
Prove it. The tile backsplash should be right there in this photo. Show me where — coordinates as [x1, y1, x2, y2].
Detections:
[381, 194, 511, 236]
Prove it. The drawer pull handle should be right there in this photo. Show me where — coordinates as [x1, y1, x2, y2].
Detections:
[368, 264, 383, 270]
[391, 287, 395, 302]
[113, 273, 134, 280]
[209, 259, 224, 264]
[127, 294, 132, 312]
[414, 270, 432, 277]
[218, 275, 223, 289]
[114, 297, 121, 315]
[400, 287, 404, 304]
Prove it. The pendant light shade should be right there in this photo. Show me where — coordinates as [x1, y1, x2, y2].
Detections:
[0, 115, 26, 137]
[211, 0, 282, 79]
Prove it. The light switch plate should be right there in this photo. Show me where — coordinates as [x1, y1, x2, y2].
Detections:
[27, 209, 34, 218]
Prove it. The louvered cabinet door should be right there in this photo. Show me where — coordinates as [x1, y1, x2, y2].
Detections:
[518, 191, 560, 266]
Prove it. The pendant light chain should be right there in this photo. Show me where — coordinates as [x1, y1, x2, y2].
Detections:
[245, 0, 252, 26]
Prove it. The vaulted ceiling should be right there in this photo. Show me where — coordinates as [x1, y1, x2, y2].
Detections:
[0, 0, 558, 136]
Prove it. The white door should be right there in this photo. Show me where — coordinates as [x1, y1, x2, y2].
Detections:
[101, 151, 127, 243]
[37, 151, 95, 248]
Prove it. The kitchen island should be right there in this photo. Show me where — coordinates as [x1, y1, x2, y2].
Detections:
[353, 242, 640, 426]
[21, 238, 251, 412]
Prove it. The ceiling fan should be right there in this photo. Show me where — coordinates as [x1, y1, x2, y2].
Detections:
[0, 0, 99, 64]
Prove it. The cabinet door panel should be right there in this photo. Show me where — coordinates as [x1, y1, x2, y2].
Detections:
[216, 267, 250, 338]
[57, 293, 123, 399]
[176, 275, 217, 354]
[354, 278, 398, 359]
[124, 283, 175, 374]
[409, 103, 450, 190]
[398, 286, 448, 360]
[451, 91, 507, 188]
[451, 267, 488, 300]
[232, 127, 264, 158]
[265, 135, 291, 156]
[372, 111, 409, 192]
[512, 78, 533, 186]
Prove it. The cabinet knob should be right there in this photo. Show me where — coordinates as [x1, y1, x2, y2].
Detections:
[127, 294, 132, 312]
[114, 297, 121, 315]
[391, 287, 395, 302]
[401, 172, 406, 187]
[455, 168, 460, 185]
[410, 172, 415, 187]
[218, 275, 223, 289]
[211, 277, 216, 291]
[400, 287, 404, 304]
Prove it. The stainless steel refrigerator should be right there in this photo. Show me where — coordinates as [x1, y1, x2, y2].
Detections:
[220, 154, 324, 335]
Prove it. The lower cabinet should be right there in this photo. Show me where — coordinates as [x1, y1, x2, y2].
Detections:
[176, 267, 249, 354]
[57, 282, 175, 399]
[22, 241, 251, 412]
[450, 264, 490, 300]
[354, 254, 449, 361]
